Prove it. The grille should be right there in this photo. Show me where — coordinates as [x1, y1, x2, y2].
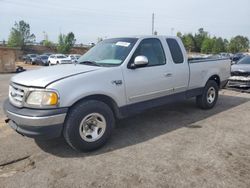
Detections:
[231, 71, 250, 77]
[9, 83, 28, 107]
[228, 80, 250, 87]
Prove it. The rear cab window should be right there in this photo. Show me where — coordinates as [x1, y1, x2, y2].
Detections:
[166, 38, 184, 64]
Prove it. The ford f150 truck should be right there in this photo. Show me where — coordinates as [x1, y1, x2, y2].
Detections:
[3, 36, 231, 151]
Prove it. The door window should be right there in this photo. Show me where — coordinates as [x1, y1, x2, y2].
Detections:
[130, 38, 166, 67]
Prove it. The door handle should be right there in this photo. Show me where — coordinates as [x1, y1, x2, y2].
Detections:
[164, 73, 172, 77]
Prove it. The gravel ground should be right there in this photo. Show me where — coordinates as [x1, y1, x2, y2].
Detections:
[0, 69, 250, 188]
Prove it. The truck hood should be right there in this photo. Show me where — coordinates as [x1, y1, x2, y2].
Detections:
[11, 64, 102, 88]
[231, 64, 250, 73]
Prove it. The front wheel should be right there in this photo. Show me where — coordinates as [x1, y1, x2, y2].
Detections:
[63, 100, 115, 151]
[196, 80, 219, 109]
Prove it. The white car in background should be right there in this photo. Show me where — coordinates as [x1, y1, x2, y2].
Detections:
[48, 54, 72, 65]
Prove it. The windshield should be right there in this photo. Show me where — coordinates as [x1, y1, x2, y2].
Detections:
[237, 56, 250, 64]
[40, 56, 48, 59]
[78, 38, 138, 66]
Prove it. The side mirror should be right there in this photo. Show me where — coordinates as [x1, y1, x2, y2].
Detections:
[130, 56, 149, 69]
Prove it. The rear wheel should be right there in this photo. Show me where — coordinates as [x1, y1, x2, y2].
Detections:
[196, 80, 219, 109]
[63, 100, 115, 151]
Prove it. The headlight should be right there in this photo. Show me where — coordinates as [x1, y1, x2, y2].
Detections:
[26, 91, 59, 107]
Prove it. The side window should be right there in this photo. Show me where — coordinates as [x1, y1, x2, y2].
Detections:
[131, 38, 166, 66]
[166, 38, 184, 64]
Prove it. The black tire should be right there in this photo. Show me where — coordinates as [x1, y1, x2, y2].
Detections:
[196, 80, 219, 109]
[63, 100, 115, 151]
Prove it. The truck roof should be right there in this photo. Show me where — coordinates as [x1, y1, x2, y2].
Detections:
[111, 35, 179, 40]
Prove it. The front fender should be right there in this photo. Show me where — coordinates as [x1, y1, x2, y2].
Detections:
[47, 67, 126, 108]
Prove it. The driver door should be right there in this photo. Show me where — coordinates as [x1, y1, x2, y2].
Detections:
[123, 38, 174, 104]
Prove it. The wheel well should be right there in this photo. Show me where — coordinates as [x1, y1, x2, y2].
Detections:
[72, 95, 120, 119]
[208, 75, 220, 87]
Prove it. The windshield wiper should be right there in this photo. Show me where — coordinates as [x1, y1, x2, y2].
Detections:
[78, 60, 101, 67]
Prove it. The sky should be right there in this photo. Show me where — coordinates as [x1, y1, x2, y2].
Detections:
[1, 0, 250, 44]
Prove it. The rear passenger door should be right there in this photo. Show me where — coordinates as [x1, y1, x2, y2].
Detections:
[165, 38, 189, 93]
[123, 38, 174, 104]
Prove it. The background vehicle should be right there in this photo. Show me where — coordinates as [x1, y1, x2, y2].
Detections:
[4, 36, 231, 152]
[48, 54, 72, 65]
[25, 54, 39, 64]
[219, 53, 233, 59]
[42, 53, 53, 57]
[69, 54, 81, 63]
[228, 55, 250, 88]
[34, 55, 49, 66]
[230, 53, 245, 64]
[22, 54, 28, 62]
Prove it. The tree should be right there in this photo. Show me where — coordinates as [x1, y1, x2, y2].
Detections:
[212, 37, 226, 54]
[201, 38, 215, 54]
[194, 28, 208, 52]
[57, 32, 76, 54]
[228, 36, 249, 53]
[7, 20, 35, 49]
[176, 32, 182, 38]
[182, 34, 195, 52]
[41, 32, 53, 47]
[177, 32, 195, 52]
[176, 29, 249, 54]
[43, 40, 53, 47]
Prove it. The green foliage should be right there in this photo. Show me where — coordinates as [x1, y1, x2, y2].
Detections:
[41, 32, 53, 47]
[176, 32, 182, 38]
[43, 40, 53, 47]
[194, 28, 208, 52]
[201, 38, 215, 54]
[182, 34, 195, 52]
[212, 37, 226, 54]
[177, 28, 249, 54]
[7, 20, 35, 49]
[57, 32, 76, 54]
[201, 37, 227, 54]
[228, 36, 249, 53]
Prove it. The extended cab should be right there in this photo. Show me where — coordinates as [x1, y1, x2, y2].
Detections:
[3, 36, 231, 151]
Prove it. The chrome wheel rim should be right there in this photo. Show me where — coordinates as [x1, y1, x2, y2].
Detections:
[207, 87, 216, 104]
[79, 113, 106, 142]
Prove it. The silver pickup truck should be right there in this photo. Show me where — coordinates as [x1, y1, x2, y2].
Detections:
[3, 36, 231, 151]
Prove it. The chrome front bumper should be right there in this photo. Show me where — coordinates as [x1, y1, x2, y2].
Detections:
[5, 110, 66, 127]
[3, 100, 68, 139]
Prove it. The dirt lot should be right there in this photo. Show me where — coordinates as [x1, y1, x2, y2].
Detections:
[0, 67, 250, 188]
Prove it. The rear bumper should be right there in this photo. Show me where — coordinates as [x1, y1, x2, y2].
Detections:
[3, 100, 68, 139]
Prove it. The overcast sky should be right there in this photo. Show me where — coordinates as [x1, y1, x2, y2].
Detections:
[1, 0, 250, 44]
